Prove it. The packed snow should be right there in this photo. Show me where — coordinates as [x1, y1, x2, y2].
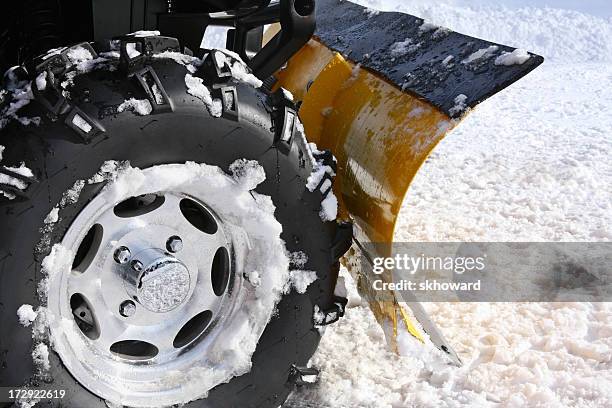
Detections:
[288, 1, 612, 407]
[305, 141, 339, 221]
[0, 162, 35, 200]
[288, 270, 318, 294]
[185, 73, 223, 117]
[212, 50, 263, 88]
[462, 45, 499, 65]
[16, 304, 38, 327]
[117, 98, 153, 116]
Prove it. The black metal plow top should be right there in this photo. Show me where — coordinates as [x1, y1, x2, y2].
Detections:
[315, 0, 544, 118]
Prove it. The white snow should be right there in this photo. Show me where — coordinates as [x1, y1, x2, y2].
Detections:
[44, 207, 60, 224]
[0, 82, 39, 131]
[17, 304, 38, 327]
[117, 98, 153, 116]
[289, 1, 612, 407]
[128, 30, 161, 37]
[213, 50, 263, 88]
[32, 343, 50, 372]
[35, 72, 47, 91]
[462, 45, 499, 64]
[281, 87, 294, 101]
[185, 74, 223, 117]
[39, 244, 74, 298]
[153, 50, 199, 66]
[495, 48, 531, 66]
[389, 38, 421, 57]
[305, 142, 339, 221]
[364, 8, 380, 18]
[289, 251, 309, 268]
[0, 162, 34, 200]
[66, 46, 94, 65]
[449, 94, 468, 117]
[288, 270, 318, 294]
[419, 21, 438, 33]
[319, 193, 338, 222]
[125, 43, 141, 59]
[442, 55, 454, 66]
[59, 180, 85, 207]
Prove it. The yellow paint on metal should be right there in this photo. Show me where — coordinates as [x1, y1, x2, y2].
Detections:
[274, 39, 459, 344]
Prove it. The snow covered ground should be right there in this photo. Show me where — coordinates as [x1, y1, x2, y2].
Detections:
[288, 1, 612, 407]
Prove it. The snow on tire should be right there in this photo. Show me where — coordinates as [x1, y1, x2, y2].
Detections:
[0, 38, 348, 408]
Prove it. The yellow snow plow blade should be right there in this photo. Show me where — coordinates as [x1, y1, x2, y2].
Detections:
[276, 41, 452, 241]
[274, 39, 447, 347]
[271, 0, 543, 363]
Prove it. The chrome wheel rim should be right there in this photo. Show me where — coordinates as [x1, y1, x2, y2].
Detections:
[44, 164, 274, 407]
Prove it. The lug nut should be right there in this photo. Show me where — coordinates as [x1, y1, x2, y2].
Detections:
[119, 300, 136, 317]
[166, 236, 183, 253]
[114, 246, 132, 264]
[131, 260, 144, 272]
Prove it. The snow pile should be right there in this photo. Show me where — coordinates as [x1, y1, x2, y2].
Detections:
[117, 98, 153, 116]
[289, 278, 612, 407]
[44, 160, 293, 406]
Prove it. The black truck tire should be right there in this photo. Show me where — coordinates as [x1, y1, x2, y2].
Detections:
[0, 45, 348, 408]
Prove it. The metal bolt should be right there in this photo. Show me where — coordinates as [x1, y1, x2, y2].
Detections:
[119, 300, 136, 317]
[166, 236, 183, 253]
[114, 246, 132, 264]
[131, 260, 144, 272]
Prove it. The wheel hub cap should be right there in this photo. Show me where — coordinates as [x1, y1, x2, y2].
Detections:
[122, 248, 191, 313]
